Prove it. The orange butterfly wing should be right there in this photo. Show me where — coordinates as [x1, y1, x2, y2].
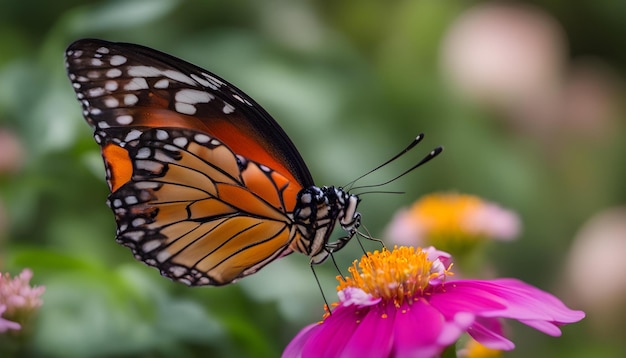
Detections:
[106, 127, 300, 285]
[65, 39, 314, 285]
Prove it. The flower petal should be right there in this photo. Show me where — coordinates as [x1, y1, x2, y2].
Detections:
[282, 323, 318, 358]
[392, 298, 447, 358]
[338, 287, 381, 307]
[467, 317, 515, 350]
[297, 305, 357, 357]
[430, 283, 508, 318]
[443, 279, 584, 336]
[438, 312, 474, 346]
[518, 319, 563, 337]
[462, 279, 585, 321]
[341, 304, 395, 358]
[0, 304, 21, 333]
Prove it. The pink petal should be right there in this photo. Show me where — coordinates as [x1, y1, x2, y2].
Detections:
[518, 319, 563, 337]
[0, 317, 21, 333]
[467, 317, 515, 350]
[341, 304, 395, 358]
[338, 287, 381, 307]
[438, 312, 475, 346]
[429, 284, 508, 318]
[441, 279, 584, 336]
[298, 306, 357, 357]
[0, 304, 21, 333]
[282, 323, 318, 358]
[460, 279, 585, 323]
[391, 299, 446, 358]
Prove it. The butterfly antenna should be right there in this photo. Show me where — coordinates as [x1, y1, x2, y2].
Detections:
[344, 134, 426, 190]
[352, 146, 443, 192]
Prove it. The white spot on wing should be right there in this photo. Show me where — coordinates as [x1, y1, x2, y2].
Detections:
[142, 240, 160, 253]
[194, 134, 210, 143]
[173, 137, 188, 147]
[163, 70, 196, 86]
[202, 73, 224, 89]
[154, 79, 169, 88]
[116, 115, 133, 125]
[125, 130, 142, 142]
[156, 250, 171, 262]
[104, 97, 119, 108]
[153, 149, 175, 163]
[163, 144, 178, 152]
[124, 78, 149, 90]
[87, 71, 101, 79]
[106, 68, 122, 78]
[110, 55, 127, 66]
[222, 103, 235, 114]
[197, 277, 211, 285]
[156, 129, 169, 141]
[232, 94, 252, 106]
[175, 102, 196, 115]
[105, 81, 119, 91]
[127, 65, 162, 77]
[88, 87, 105, 97]
[123, 231, 144, 242]
[132, 218, 145, 227]
[169, 265, 188, 277]
[135, 181, 160, 189]
[136, 160, 163, 172]
[124, 94, 139, 105]
[175, 89, 213, 104]
[136, 147, 151, 159]
[191, 73, 211, 87]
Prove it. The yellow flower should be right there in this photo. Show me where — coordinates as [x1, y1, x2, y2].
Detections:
[386, 192, 520, 254]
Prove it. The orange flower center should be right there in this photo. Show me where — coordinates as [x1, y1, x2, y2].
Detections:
[337, 246, 453, 306]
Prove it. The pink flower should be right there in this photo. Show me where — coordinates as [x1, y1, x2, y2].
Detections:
[0, 269, 45, 331]
[0, 305, 20, 333]
[0, 128, 25, 174]
[440, 3, 566, 107]
[565, 207, 626, 333]
[283, 247, 584, 358]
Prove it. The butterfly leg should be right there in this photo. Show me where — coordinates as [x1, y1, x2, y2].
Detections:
[326, 234, 353, 253]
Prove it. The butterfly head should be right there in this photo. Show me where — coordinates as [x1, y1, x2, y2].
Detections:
[292, 186, 361, 262]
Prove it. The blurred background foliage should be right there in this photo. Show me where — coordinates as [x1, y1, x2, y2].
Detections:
[0, 0, 624, 357]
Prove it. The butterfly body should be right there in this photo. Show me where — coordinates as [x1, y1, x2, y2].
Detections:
[65, 39, 360, 285]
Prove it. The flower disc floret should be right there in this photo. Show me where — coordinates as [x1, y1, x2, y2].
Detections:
[337, 246, 453, 306]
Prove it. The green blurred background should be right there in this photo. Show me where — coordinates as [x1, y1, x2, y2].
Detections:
[1, 0, 624, 357]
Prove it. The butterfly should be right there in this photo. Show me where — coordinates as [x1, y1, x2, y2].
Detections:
[64, 38, 367, 286]
[65, 39, 440, 287]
